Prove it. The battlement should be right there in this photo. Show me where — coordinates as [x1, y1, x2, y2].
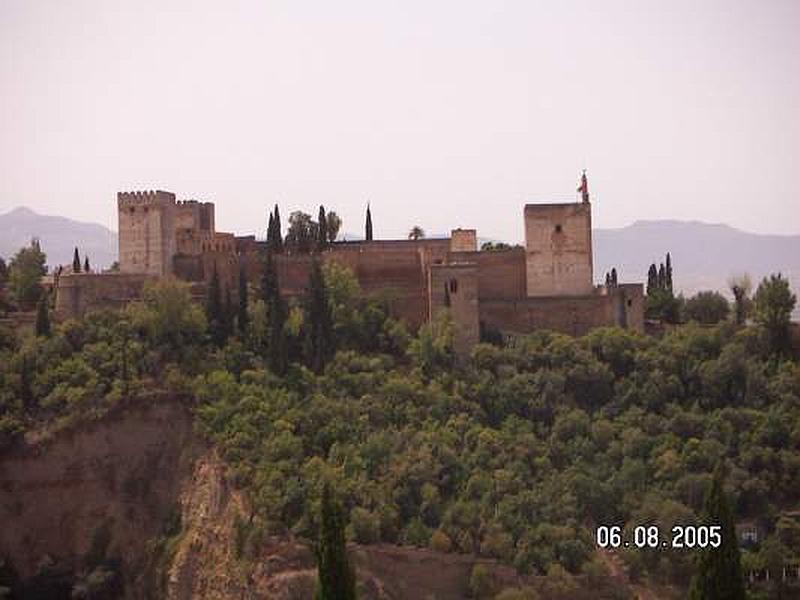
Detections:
[117, 190, 176, 207]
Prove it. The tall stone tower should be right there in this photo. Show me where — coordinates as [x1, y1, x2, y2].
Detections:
[117, 190, 177, 276]
[429, 262, 479, 355]
[524, 174, 594, 296]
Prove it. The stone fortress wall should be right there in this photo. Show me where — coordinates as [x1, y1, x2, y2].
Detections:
[56, 180, 645, 351]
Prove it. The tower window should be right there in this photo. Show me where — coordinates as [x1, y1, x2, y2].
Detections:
[555, 224, 563, 233]
[449, 279, 458, 293]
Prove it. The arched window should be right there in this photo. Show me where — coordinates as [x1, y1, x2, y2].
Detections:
[449, 278, 458, 294]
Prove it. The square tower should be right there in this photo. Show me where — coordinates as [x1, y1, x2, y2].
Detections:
[524, 201, 593, 296]
[117, 190, 177, 276]
[450, 228, 477, 252]
[429, 262, 480, 355]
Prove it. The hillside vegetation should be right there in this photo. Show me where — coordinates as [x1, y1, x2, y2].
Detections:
[1, 263, 798, 598]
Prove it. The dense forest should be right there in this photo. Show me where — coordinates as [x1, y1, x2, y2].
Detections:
[0, 243, 799, 598]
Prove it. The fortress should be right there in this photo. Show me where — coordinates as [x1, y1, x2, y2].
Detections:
[55, 176, 644, 352]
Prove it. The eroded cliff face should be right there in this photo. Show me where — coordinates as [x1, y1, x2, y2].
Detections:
[0, 399, 631, 600]
[0, 398, 204, 597]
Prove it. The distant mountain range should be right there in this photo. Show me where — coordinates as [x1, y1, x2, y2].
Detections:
[1, 207, 797, 318]
[594, 219, 799, 295]
[0, 207, 118, 269]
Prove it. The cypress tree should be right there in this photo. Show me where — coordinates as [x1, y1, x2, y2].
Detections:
[611, 267, 618, 287]
[666, 252, 673, 294]
[118, 322, 131, 398]
[365, 204, 373, 241]
[305, 258, 334, 373]
[20, 354, 33, 409]
[261, 251, 288, 374]
[223, 286, 234, 342]
[35, 293, 50, 337]
[267, 291, 288, 375]
[688, 466, 746, 600]
[261, 251, 278, 307]
[658, 263, 666, 290]
[318, 205, 328, 250]
[0, 257, 8, 286]
[273, 204, 283, 252]
[238, 264, 249, 334]
[315, 482, 356, 600]
[267, 211, 275, 247]
[206, 267, 224, 347]
[647, 264, 657, 295]
[73, 247, 81, 273]
[84, 256, 90, 273]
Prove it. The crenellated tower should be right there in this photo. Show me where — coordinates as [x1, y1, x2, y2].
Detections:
[117, 190, 177, 276]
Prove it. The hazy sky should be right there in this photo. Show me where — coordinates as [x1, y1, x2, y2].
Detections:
[2, 0, 798, 242]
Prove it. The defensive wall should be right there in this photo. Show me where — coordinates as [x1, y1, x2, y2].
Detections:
[55, 187, 646, 344]
[479, 284, 644, 337]
[54, 273, 156, 319]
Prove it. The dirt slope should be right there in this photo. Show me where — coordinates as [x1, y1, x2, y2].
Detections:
[1, 398, 634, 599]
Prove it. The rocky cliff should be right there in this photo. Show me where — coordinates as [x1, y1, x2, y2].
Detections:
[0, 398, 632, 599]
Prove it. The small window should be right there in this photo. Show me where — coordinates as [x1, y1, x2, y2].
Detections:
[627, 299, 632, 307]
[555, 224, 563, 233]
[449, 279, 458, 293]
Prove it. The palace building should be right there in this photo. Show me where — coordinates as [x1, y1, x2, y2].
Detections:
[55, 174, 644, 353]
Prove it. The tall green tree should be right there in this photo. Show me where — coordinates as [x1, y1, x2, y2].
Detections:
[223, 286, 234, 342]
[326, 211, 342, 243]
[286, 211, 315, 253]
[365, 204, 373, 241]
[273, 204, 283, 252]
[0, 257, 8, 287]
[315, 482, 356, 600]
[206, 267, 225, 347]
[84, 256, 90, 273]
[318, 205, 329, 250]
[666, 252, 673, 293]
[753, 273, 796, 356]
[238, 264, 249, 334]
[261, 251, 288, 374]
[728, 274, 752, 326]
[19, 353, 33, 409]
[8, 240, 47, 308]
[35, 292, 51, 337]
[685, 291, 730, 325]
[305, 258, 334, 373]
[647, 264, 657, 295]
[688, 467, 745, 600]
[73, 247, 82, 273]
[267, 211, 275, 247]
